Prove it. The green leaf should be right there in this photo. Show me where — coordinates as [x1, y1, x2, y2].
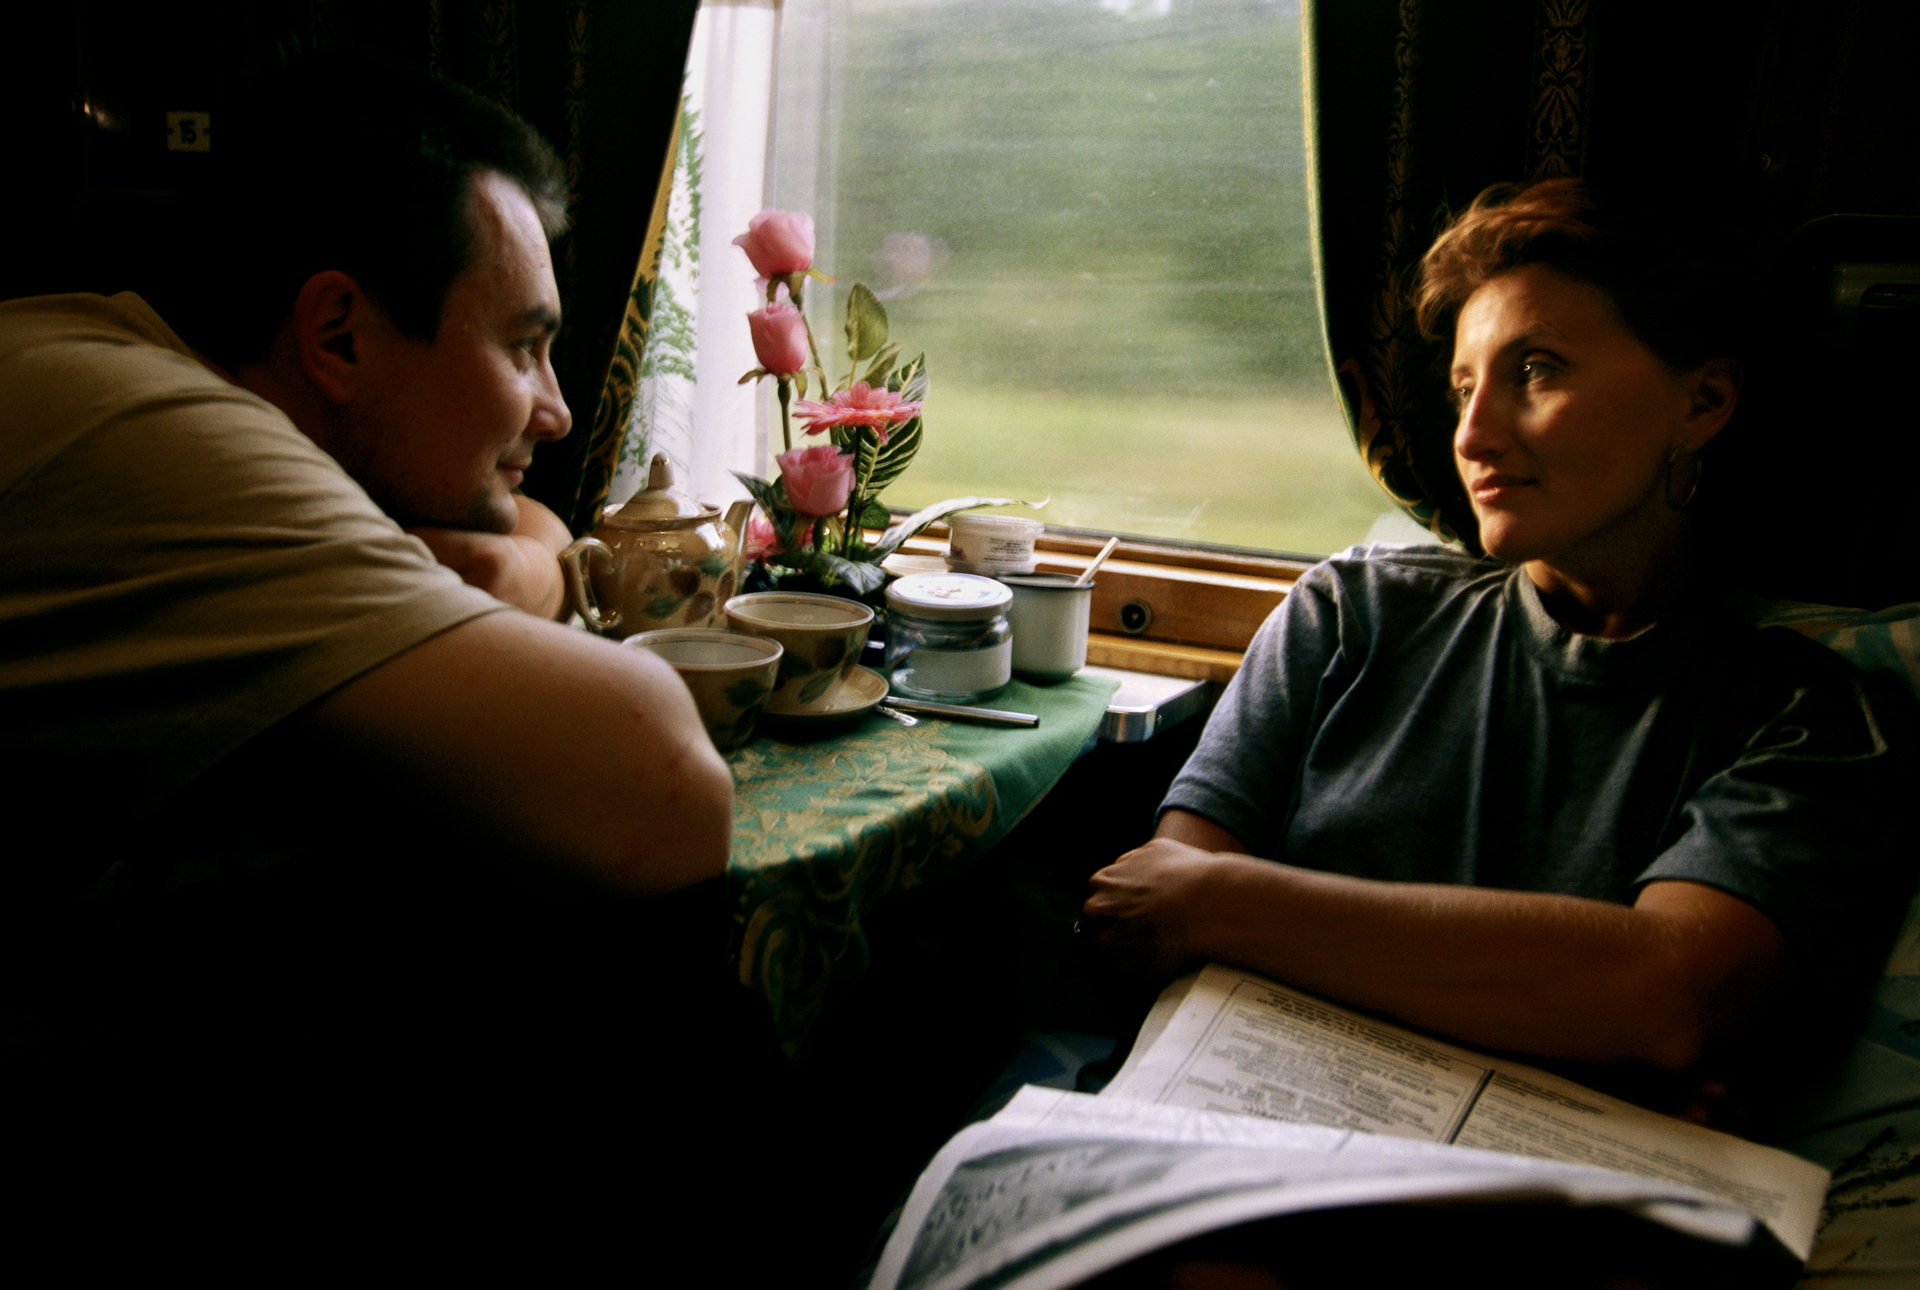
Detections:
[809, 552, 888, 595]
[893, 355, 929, 403]
[843, 283, 889, 365]
[858, 414, 922, 499]
[858, 497, 891, 529]
[731, 470, 785, 517]
[859, 342, 901, 387]
[847, 354, 927, 500]
[871, 496, 1045, 560]
[730, 471, 804, 550]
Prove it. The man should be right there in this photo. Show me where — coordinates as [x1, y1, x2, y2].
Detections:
[4, 54, 796, 1264]
[2, 52, 729, 897]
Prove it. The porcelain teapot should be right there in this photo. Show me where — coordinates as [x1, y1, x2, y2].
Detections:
[560, 454, 754, 639]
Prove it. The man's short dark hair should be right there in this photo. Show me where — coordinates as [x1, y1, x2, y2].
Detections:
[185, 49, 568, 367]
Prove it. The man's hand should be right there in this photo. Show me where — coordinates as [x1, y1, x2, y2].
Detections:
[408, 494, 571, 619]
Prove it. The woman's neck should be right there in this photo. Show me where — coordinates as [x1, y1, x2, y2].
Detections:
[1524, 531, 1696, 639]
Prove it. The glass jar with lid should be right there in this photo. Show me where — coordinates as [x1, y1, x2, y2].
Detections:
[884, 573, 1014, 703]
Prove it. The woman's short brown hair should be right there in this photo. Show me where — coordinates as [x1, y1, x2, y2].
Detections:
[1415, 178, 1743, 372]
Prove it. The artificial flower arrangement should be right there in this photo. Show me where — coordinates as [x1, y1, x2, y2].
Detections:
[732, 209, 1030, 600]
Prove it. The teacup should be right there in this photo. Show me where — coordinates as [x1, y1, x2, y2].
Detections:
[724, 592, 875, 713]
[624, 628, 782, 751]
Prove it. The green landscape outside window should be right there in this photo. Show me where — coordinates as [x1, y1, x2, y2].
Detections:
[771, 0, 1403, 557]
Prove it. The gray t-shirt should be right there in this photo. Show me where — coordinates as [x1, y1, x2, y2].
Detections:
[1162, 546, 1908, 977]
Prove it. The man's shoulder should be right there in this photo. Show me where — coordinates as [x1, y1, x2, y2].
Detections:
[1, 291, 317, 493]
[0, 290, 252, 429]
[0, 291, 190, 357]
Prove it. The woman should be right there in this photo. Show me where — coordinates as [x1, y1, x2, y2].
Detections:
[1082, 180, 1907, 1111]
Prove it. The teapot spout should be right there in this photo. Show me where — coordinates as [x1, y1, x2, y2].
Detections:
[723, 497, 756, 585]
[725, 498, 755, 548]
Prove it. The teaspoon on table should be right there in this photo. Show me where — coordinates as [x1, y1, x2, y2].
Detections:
[880, 697, 1040, 727]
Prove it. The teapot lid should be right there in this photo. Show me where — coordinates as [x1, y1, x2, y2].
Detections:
[602, 455, 719, 529]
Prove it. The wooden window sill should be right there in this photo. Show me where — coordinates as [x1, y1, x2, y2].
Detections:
[890, 529, 1307, 676]
[1084, 634, 1243, 684]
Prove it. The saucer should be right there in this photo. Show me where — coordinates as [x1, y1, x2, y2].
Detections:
[763, 665, 889, 724]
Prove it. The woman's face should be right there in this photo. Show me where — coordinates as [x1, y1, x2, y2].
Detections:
[1449, 265, 1726, 579]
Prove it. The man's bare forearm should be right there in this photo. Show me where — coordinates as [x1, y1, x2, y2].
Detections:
[505, 494, 572, 619]
[408, 494, 570, 618]
[300, 611, 732, 895]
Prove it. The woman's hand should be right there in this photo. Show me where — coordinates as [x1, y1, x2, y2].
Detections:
[1084, 837, 1251, 980]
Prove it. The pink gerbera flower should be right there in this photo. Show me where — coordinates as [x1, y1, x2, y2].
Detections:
[792, 381, 924, 445]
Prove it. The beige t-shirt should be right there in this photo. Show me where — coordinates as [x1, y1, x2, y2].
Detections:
[1, 293, 505, 888]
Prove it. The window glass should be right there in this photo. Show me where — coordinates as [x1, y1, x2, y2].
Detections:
[771, 0, 1406, 557]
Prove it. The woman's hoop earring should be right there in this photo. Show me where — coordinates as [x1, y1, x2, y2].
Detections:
[1665, 447, 1702, 511]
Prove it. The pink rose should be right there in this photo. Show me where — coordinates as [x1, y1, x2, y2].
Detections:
[733, 209, 815, 278]
[777, 445, 855, 519]
[793, 380, 924, 445]
[743, 512, 784, 560]
[747, 300, 809, 377]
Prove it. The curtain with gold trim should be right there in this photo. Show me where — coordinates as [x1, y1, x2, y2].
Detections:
[1306, 0, 1913, 597]
[1308, 0, 1592, 555]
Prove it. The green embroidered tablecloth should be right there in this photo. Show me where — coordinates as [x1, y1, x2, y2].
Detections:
[726, 673, 1119, 1055]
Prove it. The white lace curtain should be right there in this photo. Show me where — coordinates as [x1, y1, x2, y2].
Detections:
[613, 0, 782, 510]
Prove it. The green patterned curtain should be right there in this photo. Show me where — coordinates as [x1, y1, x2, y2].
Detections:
[1307, 0, 1590, 555]
[306, 0, 699, 535]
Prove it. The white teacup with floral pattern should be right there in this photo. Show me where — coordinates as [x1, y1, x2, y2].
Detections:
[723, 592, 875, 714]
[625, 628, 782, 752]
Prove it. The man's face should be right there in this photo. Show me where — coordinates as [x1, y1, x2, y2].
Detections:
[343, 171, 570, 533]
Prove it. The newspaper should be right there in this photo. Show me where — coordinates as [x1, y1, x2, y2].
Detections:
[1102, 963, 1828, 1258]
[868, 1085, 1766, 1290]
[868, 964, 1830, 1290]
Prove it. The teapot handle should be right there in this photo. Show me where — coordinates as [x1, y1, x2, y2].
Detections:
[560, 537, 623, 632]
